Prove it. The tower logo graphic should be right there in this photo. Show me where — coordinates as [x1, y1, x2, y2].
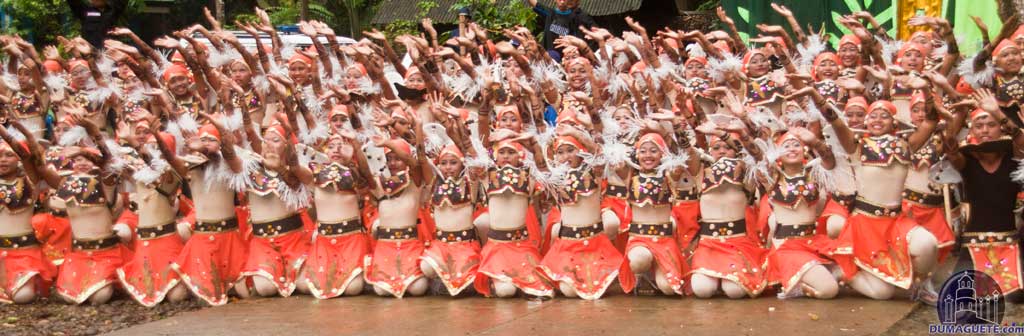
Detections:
[937, 270, 1005, 325]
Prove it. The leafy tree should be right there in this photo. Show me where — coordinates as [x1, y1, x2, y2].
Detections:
[452, 0, 535, 34]
[234, 0, 336, 27]
[0, 0, 146, 46]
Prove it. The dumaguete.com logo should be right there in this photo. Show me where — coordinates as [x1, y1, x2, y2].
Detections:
[929, 270, 1024, 334]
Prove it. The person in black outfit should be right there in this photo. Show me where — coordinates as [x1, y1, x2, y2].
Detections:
[947, 91, 1024, 302]
[66, 0, 126, 48]
[524, 0, 595, 62]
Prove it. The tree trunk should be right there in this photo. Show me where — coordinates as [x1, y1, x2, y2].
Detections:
[300, 0, 310, 21]
[343, 0, 361, 39]
[215, 0, 224, 24]
[1000, 0, 1024, 21]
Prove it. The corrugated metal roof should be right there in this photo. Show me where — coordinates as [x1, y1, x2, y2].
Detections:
[371, 0, 644, 25]
[538, 0, 643, 16]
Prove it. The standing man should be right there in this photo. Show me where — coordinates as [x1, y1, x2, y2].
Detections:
[525, 0, 596, 61]
[66, 0, 126, 48]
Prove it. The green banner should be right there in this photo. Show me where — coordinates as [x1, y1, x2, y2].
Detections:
[947, 0, 1001, 54]
[721, 0, 897, 49]
[721, 0, 1001, 54]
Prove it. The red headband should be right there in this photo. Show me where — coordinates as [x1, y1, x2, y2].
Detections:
[995, 40, 1019, 60]
[198, 124, 221, 141]
[148, 132, 176, 150]
[566, 57, 591, 70]
[897, 42, 929, 66]
[384, 138, 413, 156]
[635, 132, 668, 154]
[69, 59, 89, 72]
[43, 60, 63, 73]
[347, 63, 367, 76]
[493, 139, 526, 159]
[437, 144, 464, 162]
[742, 49, 766, 74]
[329, 104, 350, 118]
[403, 66, 421, 83]
[845, 96, 868, 112]
[811, 52, 840, 81]
[869, 100, 897, 118]
[162, 63, 191, 82]
[684, 56, 707, 67]
[553, 135, 587, 154]
[496, 105, 520, 119]
[288, 48, 316, 66]
[774, 131, 802, 146]
[969, 108, 991, 122]
[839, 34, 861, 49]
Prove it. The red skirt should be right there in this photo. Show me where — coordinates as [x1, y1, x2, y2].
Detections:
[672, 201, 701, 263]
[816, 197, 852, 234]
[305, 232, 370, 299]
[832, 213, 916, 289]
[56, 244, 131, 304]
[172, 229, 249, 306]
[31, 213, 71, 266]
[240, 228, 312, 297]
[421, 239, 481, 296]
[765, 236, 839, 294]
[541, 234, 626, 299]
[964, 233, 1024, 294]
[364, 238, 425, 298]
[625, 234, 687, 295]
[117, 233, 184, 307]
[689, 234, 768, 296]
[603, 197, 631, 252]
[0, 246, 56, 303]
[475, 239, 553, 297]
[902, 201, 955, 262]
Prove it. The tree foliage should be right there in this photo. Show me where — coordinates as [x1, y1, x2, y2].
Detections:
[0, 0, 145, 45]
[452, 0, 535, 34]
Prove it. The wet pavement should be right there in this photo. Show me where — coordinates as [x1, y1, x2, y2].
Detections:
[107, 294, 916, 335]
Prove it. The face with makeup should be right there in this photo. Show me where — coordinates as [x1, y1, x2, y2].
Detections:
[838, 43, 860, 68]
[636, 141, 662, 171]
[865, 107, 895, 136]
[746, 53, 771, 78]
[325, 137, 354, 164]
[437, 153, 464, 178]
[554, 143, 583, 168]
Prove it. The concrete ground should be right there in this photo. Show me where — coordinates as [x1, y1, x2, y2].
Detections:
[108, 295, 918, 336]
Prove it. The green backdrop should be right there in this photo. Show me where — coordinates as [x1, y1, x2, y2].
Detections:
[720, 0, 1002, 54]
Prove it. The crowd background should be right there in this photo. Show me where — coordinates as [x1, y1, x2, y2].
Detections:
[0, 1, 1011, 55]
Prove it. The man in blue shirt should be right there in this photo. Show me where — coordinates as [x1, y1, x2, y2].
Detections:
[524, 0, 596, 62]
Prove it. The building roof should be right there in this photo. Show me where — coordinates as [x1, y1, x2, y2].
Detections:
[371, 0, 643, 25]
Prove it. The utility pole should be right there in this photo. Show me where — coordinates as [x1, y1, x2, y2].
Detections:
[301, 0, 309, 21]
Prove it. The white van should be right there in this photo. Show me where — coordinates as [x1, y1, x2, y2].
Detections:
[189, 29, 357, 51]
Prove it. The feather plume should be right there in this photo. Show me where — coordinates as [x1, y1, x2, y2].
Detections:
[708, 53, 743, 83]
[686, 43, 706, 59]
[957, 53, 995, 89]
[207, 48, 242, 68]
[876, 37, 903, 66]
[657, 150, 689, 176]
[796, 34, 827, 70]
[422, 122, 453, 156]
[59, 126, 90, 147]
[43, 74, 68, 92]
[2, 73, 19, 91]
